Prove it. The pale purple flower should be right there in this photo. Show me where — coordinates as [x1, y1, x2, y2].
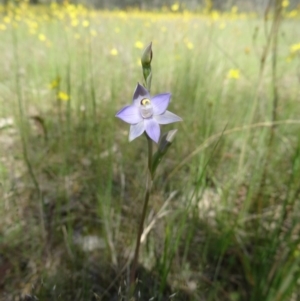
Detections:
[116, 83, 182, 143]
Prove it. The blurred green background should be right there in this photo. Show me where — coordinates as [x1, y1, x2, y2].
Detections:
[0, 0, 300, 300]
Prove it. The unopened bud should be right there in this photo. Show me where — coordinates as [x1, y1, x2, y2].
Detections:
[141, 42, 152, 66]
[151, 129, 178, 176]
[158, 129, 178, 154]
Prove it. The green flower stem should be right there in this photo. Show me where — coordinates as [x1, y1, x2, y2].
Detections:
[129, 45, 154, 294]
[147, 134, 153, 171]
[130, 135, 153, 290]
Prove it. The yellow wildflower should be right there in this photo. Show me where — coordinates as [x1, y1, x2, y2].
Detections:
[90, 29, 97, 36]
[171, 3, 179, 12]
[58, 91, 69, 101]
[49, 77, 61, 89]
[287, 43, 300, 61]
[38, 34, 46, 41]
[4, 16, 10, 24]
[282, 0, 289, 8]
[50, 2, 58, 9]
[110, 48, 118, 56]
[211, 11, 220, 20]
[286, 56, 292, 63]
[227, 69, 240, 79]
[287, 10, 298, 18]
[290, 43, 300, 54]
[29, 21, 38, 29]
[0, 24, 6, 31]
[186, 42, 194, 50]
[231, 6, 238, 14]
[82, 20, 89, 27]
[134, 41, 144, 49]
[71, 19, 79, 27]
[244, 47, 251, 54]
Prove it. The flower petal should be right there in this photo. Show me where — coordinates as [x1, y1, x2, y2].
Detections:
[154, 110, 182, 124]
[129, 121, 145, 141]
[132, 83, 150, 106]
[144, 118, 160, 143]
[116, 105, 142, 124]
[151, 93, 171, 115]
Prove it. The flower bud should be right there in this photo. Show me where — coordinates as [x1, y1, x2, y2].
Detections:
[158, 129, 178, 154]
[151, 129, 178, 176]
[141, 42, 152, 67]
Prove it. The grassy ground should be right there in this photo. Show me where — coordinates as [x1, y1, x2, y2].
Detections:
[0, 2, 300, 300]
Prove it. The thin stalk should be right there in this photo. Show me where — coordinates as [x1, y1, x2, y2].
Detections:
[269, 0, 282, 145]
[12, 24, 46, 242]
[256, 0, 282, 212]
[147, 134, 153, 170]
[87, 19, 97, 121]
[238, 0, 279, 173]
[130, 135, 153, 288]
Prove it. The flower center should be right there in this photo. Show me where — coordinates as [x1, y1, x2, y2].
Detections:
[140, 98, 153, 118]
[141, 98, 151, 105]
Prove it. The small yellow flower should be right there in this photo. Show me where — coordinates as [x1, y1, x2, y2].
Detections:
[38, 34, 46, 41]
[290, 43, 300, 54]
[244, 47, 251, 54]
[227, 69, 240, 79]
[282, 0, 289, 8]
[71, 19, 78, 27]
[186, 42, 194, 50]
[287, 43, 300, 61]
[110, 48, 118, 56]
[69, 12, 77, 19]
[51, 2, 58, 9]
[90, 29, 97, 36]
[58, 91, 69, 101]
[30, 21, 38, 29]
[0, 24, 6, 31]
[286, 56, 292, 63]
[171, 3, 179, 12]
[231, 6, 238, 14]
[3, 16, 10, 24]
[211, 11, 220, 20]
[287, 10, 298, 18]
[82, 20, 89, 27]
[49, 77, 60, 89]
[135, 41, 144, 49]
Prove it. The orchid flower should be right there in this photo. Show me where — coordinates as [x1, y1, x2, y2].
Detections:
[116, 83, 182, 143]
